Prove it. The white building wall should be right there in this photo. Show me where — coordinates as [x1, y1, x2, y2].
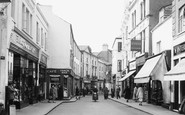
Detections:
[39, 5, 71, 68]
[152, 17, 172, 55]
[112, 38, 124, 86]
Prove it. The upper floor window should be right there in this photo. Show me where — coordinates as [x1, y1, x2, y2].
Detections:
[41, 28, 44, 48]
[11, 0, 15, 19]
[36, 22, 40, 44]
[45, 33, 47, 51]
[118, 42, 122, 52]
[22, 3, 32, 36]
[132, 10, 136, 29]
[178, 6, 185, 33]
[140, 0, 146, 21]
[117, 60, 122, 72]
[156, 41, 161, 54]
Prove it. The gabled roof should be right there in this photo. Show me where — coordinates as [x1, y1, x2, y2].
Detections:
[79, 45, 92, 53]
[92, 52, 99, 56]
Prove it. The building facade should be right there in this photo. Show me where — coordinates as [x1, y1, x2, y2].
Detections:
[120, 0, 173, 103]
[39, 5, 80, 99]
[112, 37, 124, 91]
[164, 0, 185, 112]
[0, 0, 49, 109]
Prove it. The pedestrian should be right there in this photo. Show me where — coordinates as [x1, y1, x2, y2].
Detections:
[48, 84, 55, 103]
[58, 84, 63, 100]
[104, 87, 109, 99]
[136, 84, 144, 106]
[7, 82, 15, 105]
[116, 86, 121, 99]
[75, 86, 79, 100]
[82, 87, 86, 97]
[133, 85, 138, 102]
[123, 86, 131, 102]
[53, 85, 58, 100]
[38, 87, 43, 102]
[7, 82, 16, 115]
[111, 87, 115, 98]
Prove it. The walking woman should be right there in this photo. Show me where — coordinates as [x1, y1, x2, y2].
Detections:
[136, 84, 144, 106]
[123, 86, 131, 102]
[133, 85, 138, 102]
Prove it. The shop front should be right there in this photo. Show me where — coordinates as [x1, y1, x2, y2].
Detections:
[134, 52, 170, 104]
[46, 69, 74, 99]
[7, 29, 40, 109]
[38, 53, 47, 100]
[164, 42, 185, 112]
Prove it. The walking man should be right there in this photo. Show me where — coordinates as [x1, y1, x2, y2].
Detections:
[116, 86, 121, 99]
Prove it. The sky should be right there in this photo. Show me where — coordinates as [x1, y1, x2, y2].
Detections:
[37, 0, 126, 52]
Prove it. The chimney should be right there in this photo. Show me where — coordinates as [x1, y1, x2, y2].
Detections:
[102, 44, 108, 51]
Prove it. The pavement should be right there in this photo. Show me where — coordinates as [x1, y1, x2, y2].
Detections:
[16, 97, 77, 115]
[14, 96, 181, 115]
[108, 97, 180, 115]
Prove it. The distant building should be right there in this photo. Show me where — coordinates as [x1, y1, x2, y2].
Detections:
[112, 37, 124, 90]
[39, 5, 81, 98]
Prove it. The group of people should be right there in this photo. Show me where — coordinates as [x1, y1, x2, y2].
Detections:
[48, 84, 62, 103]
[122, 84, 144, 106]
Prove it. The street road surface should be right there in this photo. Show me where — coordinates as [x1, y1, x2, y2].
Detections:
[48, 95, 150, 115]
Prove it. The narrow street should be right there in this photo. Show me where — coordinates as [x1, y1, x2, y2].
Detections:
[48, 95, 150, 115]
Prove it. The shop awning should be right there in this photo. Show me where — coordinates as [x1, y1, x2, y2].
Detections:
[134, 54, 163, 83]
[164, 59, 185, 81]
[119, 70, 136, 82]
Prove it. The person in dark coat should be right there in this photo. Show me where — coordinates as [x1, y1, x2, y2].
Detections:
[123, 86, 131, 102]
[75, 86, 80, 100]
[82, 87, 86, 97]
[116, 86, 121, 99]
[111, 88, 115, 98]
[104, 87, 109, 99]
[58, 84, 63, 100]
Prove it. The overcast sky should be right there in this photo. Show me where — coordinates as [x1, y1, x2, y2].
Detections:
[37, 0, 126, 52]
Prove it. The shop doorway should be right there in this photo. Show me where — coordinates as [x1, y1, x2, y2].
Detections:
[174, 81, 179, 109]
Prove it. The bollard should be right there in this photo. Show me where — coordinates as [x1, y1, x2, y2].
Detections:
[9, 105, 16, 115]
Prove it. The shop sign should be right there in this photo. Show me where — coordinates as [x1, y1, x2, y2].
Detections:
[50, 75, 60, 77]
[41, 54, 47, 65]
[129, 61, 136, 70]
[10, 32, 39, 57]
[46, 69, 72, 75]
[174, 42, 185, 56]
[131, 40, 142, 51]
[50, 77, 60, 83]
[136, 54, 147, 66]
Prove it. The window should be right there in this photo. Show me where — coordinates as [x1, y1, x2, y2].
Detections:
[117, 60, 122, 72]
[22, 3, 32, 36]
[142, 30, 145, 53]
[45, 33, 47, 51]
[156, 41, 161, 54]
[140, 2, 143, 20]
[132, 10, 136, 29]
[22, 4, 25, 30]
[30, 14, 32, 36]
[118, 42, 122, 52]
[11, 0, 15, 19]
[36, 22, 39, 43]
[178, 6, 185, 33]
[41, 28, 44, 47]
[26, 9, 30, 33]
